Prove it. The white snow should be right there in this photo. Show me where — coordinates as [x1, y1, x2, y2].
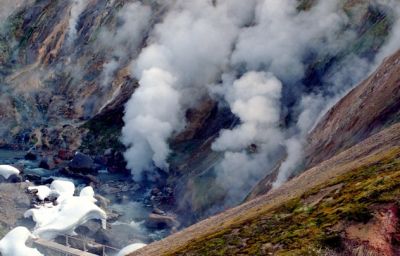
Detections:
[0, 165, 20, 179]
[50, 179, 75, 202]
[79, 186, 96, 202]
[32, 195, 107, 239]
[28, 185, 52, 200]
[117, 243, 147, 256]
[2, 179, 107, 254]
[0, 227, 43, 256]
[24, 180, 107, 240]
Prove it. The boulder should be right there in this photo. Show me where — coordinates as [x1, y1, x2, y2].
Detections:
[39, 157, 56, 170]
[24, 173, 42, 183]
[145, 213, 180, 229]
[7, 174, 23, 183]
[68, 152, 96, 174]
[106, 151, 128, 173]
[59, 167, 99, 185]
[24, 151, 38, 161]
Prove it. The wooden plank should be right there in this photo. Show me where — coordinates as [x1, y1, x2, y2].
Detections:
[33, 238, 98, 256]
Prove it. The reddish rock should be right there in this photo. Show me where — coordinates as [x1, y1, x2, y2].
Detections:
[58, 149, 74, 161]
[345, 204, 400, 255]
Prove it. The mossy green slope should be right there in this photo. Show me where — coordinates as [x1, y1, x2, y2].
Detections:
[166, 148, 400, 255]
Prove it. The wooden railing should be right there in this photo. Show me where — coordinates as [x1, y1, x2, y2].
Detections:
[32, 235, 120, 256]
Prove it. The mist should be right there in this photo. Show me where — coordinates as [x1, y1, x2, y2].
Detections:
[122, 0, 247, 177]
[0, 0, 32, 28]
[119, 0, 400, 204]
[67, 0, 89, 44]
[98, 2, 152, 87]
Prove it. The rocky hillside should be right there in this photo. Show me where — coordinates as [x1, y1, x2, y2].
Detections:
[305, 49, 400, 169]
[1, 0, 400, 242]
[0, 0, 143, 151]
[130, 49, 400, 255]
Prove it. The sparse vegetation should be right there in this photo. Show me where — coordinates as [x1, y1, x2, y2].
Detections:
[80, 116, 125, 154]
[164, 148, 400, 255]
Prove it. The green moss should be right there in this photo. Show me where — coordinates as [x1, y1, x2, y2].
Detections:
[80, 118, 125, 154]
[166, 148, 400, 255]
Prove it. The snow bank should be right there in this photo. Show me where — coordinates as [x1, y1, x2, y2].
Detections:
[50, 179, 75, 202]
[33, 195, 107, 239]
[24, 180, 107, 240]
[117, 243, 147, 256]
[80, 186, 96, 202]
[0, 165, 20, 179]
[0, 227, 43, 256]
[28, 185, 52, 200]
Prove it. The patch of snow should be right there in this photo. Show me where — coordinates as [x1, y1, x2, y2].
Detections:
[0, 165, 19, 179]
[28, 185, 52, 200]
[24, 203, 60, 229]
[0, 227, 43, 256]
[24, 180, 107, 240]
[50, 179, 75, 202]
[32, 195, 107, 240]
[79, 186, 95, 200]
[117, 243, 147, 256]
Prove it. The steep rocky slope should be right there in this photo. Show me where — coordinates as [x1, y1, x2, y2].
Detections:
[305, 49, 400, 169]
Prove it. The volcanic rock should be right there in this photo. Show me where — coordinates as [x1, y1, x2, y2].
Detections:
[39, 157, 56, 170]
[146, 213, 180, 230]
[24, 151, 38, 161]
[68, 152, 96, 174]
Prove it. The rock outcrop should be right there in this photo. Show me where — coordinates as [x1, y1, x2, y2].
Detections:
[305, 49, 400, 169]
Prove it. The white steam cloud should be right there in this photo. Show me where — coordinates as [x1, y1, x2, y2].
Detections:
[375, 0, 400, 64]
[123, 0, 248, 178]
[231, 0, 347, 82]
[99, 2, 152, 87]
[212, 0, 350, 201]
[119, 0, 400, 203]
[122, 67, 180, 174]
[212, 72, 282, 152]
[0, 0, 31, 27]
[67, 0, 89, 44]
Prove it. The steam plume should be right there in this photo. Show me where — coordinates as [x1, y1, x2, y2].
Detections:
[119, 0, 400, 203]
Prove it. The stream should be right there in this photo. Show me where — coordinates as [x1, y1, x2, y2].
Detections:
[0, 149, 169, 251]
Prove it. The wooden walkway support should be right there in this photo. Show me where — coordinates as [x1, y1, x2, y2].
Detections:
[34, 238, 98, 256]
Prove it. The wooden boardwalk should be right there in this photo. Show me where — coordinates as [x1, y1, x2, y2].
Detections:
[34, 238, 98, 256]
